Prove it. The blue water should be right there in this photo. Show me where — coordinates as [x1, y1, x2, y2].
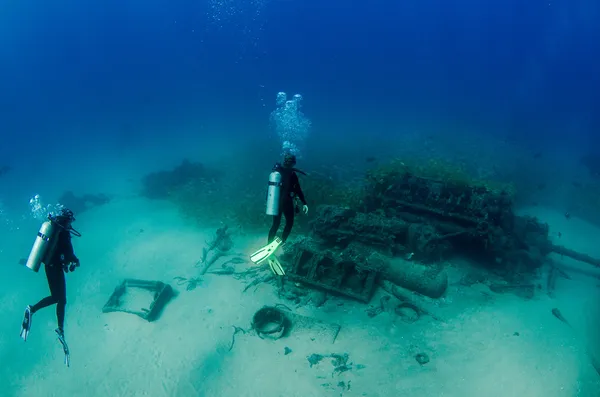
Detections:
[1, 1, 600, 395]
[3, 0, 598, 151]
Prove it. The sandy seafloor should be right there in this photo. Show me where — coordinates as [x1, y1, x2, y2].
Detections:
[1, 195, 600, 397]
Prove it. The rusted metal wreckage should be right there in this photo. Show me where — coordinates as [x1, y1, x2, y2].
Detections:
[282, 169, 600, 302]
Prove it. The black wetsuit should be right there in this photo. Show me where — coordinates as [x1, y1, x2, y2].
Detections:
[30, 229, 78, 331]
[268, 166, 307, 243]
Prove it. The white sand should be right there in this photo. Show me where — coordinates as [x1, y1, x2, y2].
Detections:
[1, 198, 599, 397]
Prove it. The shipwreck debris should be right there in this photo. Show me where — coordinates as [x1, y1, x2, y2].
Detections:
[308, 201, 600, 287]
[395, 302, 420, 323]
[196, 225, 235, 274]
[228, 326, 247, 351]
[102, 279, 174, 322]
[365, 295, 391, 318]
[415, 352, 430, 365]
[251, 305, 341, 344]
[173, 276, 202, 291]
[551, 308, 571, 327]
[383, 257, 448, 299]
[379, 280, 444, 322]
[307, 352, 364, 376]
[252, 306, 290, 340]
[283, 239, 379, 303]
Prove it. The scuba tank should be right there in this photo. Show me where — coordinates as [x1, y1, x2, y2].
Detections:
[266, 169, 282, 216]
[24, 216, 61, 272]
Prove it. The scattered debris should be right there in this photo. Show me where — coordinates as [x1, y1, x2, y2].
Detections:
[173, 276, 202, 291]
[415, 353, 430, 365]
[395, 302, 420, 323]
[338, 380, 351, 392]
[196, 225, 234, 274]
[228, 326, 247, 351]
[365, 295, 391, 318]
[232, 266, 264, 280]
[319, 380, 352, 394]
[243, 274, 274, 292]
[276, 281, 329, 308]
[252, 306, 290, 340]
[380, 280, 443, 322]
[278, 283, 309, 305]
[365, 292, 420, 323]
[221, 256, 247, 267]
[551, 308, 571, 327]
[307, 352, 364, 376]
[308, 353, 324, 367]
[251, 305, 341, 344]
[310, 290, 328, 307]
[206, 265, 236, 275]
[102, 279, 174, 322]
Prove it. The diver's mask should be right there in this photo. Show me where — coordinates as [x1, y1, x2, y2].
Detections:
[50, 208, 81, 236]
[283, 153, 297, 168]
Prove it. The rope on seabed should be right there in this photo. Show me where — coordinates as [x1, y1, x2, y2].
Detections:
[228, 326, 247, 351]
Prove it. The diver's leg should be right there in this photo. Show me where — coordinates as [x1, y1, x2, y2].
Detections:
[30, 265, 60, 313]
[56, 304, 66, 332]
[30, 296, 57, 313]
[45, 264, 70, 366]
[22, 266, 59, 340]
[281, 200, 296, 243]
[268, 213, 282, 243]
[47, 266, 67, 331]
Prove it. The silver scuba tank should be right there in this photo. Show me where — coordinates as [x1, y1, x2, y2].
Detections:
[24, 219, 60, 272]
[266, 171, 282, 216]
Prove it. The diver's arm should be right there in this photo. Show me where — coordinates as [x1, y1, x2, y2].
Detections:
[60, 231, 79, 264]
[292, 173, 307, 205]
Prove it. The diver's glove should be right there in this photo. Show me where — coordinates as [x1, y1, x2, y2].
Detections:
[63, 257, 80, 273]
[302, 205, 309, 215]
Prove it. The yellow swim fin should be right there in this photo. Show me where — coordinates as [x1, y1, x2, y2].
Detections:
[267, 256, 285, 276]
[250, 237, 282, 265]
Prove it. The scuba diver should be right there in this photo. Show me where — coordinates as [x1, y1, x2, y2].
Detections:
[250, 153, 308, 275]
[20, 208, 81, 367]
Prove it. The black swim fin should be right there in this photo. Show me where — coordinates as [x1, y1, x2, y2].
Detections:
[20, 306, 32, 342]
[56, 328, 70, 367]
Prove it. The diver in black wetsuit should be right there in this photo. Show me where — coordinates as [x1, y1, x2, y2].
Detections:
[20, 209, 80, 353]
[267, 153, 308, 244]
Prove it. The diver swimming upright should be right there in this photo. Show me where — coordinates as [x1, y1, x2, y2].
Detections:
[20, 208, 81, 367]
[250, 153, 308, 275]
